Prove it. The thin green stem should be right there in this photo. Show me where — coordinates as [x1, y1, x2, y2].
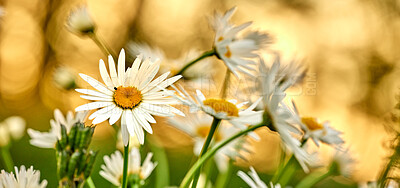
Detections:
[191, 118, 221, 188]
[179, 122, 268, 188]
[1, 146, 14, 172]
[220, 68, 231, 99]
[175, 49, 216, 76]
[122, 142, 130, 188]
[88, 32, 117, 60]
[295, 170, 332, 188]
[86, 177, 95, 188]
[215, 159, 234, 188]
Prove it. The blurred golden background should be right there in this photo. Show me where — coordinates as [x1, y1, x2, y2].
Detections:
[1, 0, 399, 186]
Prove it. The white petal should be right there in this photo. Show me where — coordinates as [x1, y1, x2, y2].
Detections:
[118, 49, 126, 86]
[79, 73, 113, 95]
[89, 104, 116, 120]
[108, 55, 120, 87]
[80, 95, 113, 102]
[121, 111, 129, 146]
[75, 89, 111, 98]
[141, 71, 170, 94]
[147, 75, 182, 93]
[109, 107, 123, 125]
[133, 108, 153, 134]
[99, 59, 114, 88]
[75, 102, 113, 111]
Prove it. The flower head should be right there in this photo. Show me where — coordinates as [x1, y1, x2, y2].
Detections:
[169, 85, 262, 139]
[237, 167, 281, 188]
[100, 148, 157, 186]
[331, 148, 354, 177]
[0, 166, 47, 188]
[211, 7, 272, 77]
[0, 116, 26, 147]
[53, 66, 77, 90]
[66, 6, 96, 35]
[27, 109, 86, 148]
[300, 117, 344, 147]
[75, 49, 183, 145]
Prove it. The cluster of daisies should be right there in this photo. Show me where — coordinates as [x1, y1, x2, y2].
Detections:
[0, 6, 352, 188]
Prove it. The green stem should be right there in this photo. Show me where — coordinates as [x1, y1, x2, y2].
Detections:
[179, 122, 267, 188]
[1, 146, 14, 172]
[295, 170, 332, 188]
[378, 150, 397, 186]
[175, 49, 216, 76]
[122, 142, 130, 188]
[220, 68, 231, 99]
[191, 118, 221, 188]
[86, 177, 95, 188]
[88, 32, 117, 60]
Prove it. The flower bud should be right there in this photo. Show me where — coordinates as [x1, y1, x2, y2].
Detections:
[66, 7, 96, 35]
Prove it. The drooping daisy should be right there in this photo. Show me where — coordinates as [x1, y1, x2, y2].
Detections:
[100, 147, 157, 186]
[259, 58, 313, 172]
[237, 167, 281, 188]
[75, 49, 183, 145]
[0, 116, 26, 147]
[211, 7, 271, 77]
[27, 109, 86, 148]
[168, 111, 250, 172]
[168, 85, 262, 139]
[0, 166, 48, 188]
[66, 6, 96, 35]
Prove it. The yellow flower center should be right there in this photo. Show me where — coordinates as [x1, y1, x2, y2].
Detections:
[203, 98, 239, 117]
[113, 86, 142, 109]
[301, 117, 323, 131]
[196, 125, 222, 141]
[224, 46, 232, 58]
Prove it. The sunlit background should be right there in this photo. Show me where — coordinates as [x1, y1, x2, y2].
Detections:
[1, 0, 400, 187]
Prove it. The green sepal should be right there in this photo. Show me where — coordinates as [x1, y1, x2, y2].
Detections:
[57, 150, 68, 179]
[83, 150, 98, 179]
[59, 124, 68, 149]
[68, 123, 79, 150]
[67, 151, 81, 180]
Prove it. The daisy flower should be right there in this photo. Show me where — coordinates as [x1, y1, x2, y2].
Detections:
[27, 109, 86, 148]
[169, 85, 262, 139]
[66, 6, 96, 35]
[0, 166, 48, 188]
[331, 148, 354, 177]
[0, 116, 26, 147]
[75, 49, 183, 145]
[259, 58, 313, 172]
[237, 167, 281, 188]
[211, 7, 271, 77]
[168, 111, 250, 172]
[100, 147, 157, 186]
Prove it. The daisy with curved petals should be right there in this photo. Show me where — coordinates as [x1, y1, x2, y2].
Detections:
[169, 85, 262, 139]
[237, 167, 281, 188]
[100, 147, 157, 186]
[299, 116, 344, 148]
[211, 7, 271, 77]
[75, 49, 183, 145]
[28, 109, 86, 148]
[0, 166, 48, 188]
[168, 111, 250, 172]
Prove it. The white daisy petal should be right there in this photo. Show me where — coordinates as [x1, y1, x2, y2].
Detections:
[109, 107, 123, 125]
[118, 49, 126, 86]
[99, 59, 114, 88]
[108, 55, 120, 87]
[79, 73, 113, 95]
[75, 102, 113, 111]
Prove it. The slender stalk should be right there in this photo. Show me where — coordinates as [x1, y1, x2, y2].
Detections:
[122, 142, 130, 188]
[220, 68, 231, 99]
[86, 177, 95, 188]
[215, 159, 234, 188]
[179, 122, 267, 188]
[191, 118, 221, 188]
[175, 49, 216, 76]
[1, 146, 14, 172]
[88, 32, 117, 60]
[295, 170, 332, 188]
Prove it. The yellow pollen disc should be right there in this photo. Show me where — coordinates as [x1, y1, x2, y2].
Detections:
[203, 98, 239, 117]
[217, 36, 224, 42]
[224, 46, 232, 58]
[301, 117, 323, 131]
[113, 86, 142, 109]
[196, 125, 222, 141]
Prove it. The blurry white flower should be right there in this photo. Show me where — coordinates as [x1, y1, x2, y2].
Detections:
[66, 6, 96, 35]
[259, 58, 313, 172]
[299, 116, 344, 147]
[169, 85, 262, 139]
[127, 42, 165, 63]
[0, 166, 48, 188]
[237, 167, 280, 188]
[75, 49, 183, 145]
[211, 7, 271, 77]
[27, 109, 86, 148]
[100, 147, 157, 186]
[53, 66, 77, 90]
[168, 111, 249, 172]
[0, 116, 26, 147]
[331, 148, 354, 177]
